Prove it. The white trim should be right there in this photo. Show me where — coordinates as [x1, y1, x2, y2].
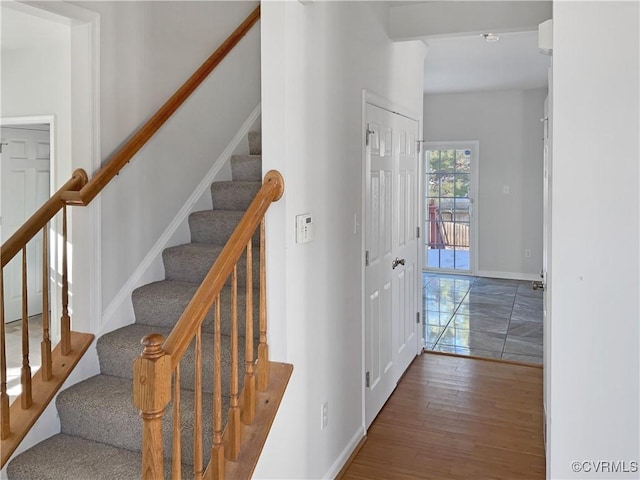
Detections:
[323, 426, 366, 479]
[360, 90, 368, 433]
[88, 10, 102, 334]
[99, 103, 262, 336]
[475, 270, 540, 282]
[423, 140, 480, 275]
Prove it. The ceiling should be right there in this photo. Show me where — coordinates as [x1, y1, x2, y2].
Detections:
[423, 30, 550, 94]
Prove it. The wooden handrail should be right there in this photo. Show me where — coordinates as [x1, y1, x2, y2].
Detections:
[162, 170, 284, 364]
[61, 5, 261, 207]
[1, 169, 87, 269]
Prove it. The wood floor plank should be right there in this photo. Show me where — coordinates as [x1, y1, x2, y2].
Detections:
[341, 353, 545, 480]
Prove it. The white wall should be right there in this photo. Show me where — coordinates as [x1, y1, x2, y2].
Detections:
[424, 88, 546, 279]
[72, 0, 261, 316]
[258, 2, 426, 478]
[0, 8, 71, 196]
[389, 1, 552, 41]
[549, 2, 639, 478]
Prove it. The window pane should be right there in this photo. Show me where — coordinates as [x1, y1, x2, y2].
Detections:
[428, 174, 440, 198]
[428, 150, 440, 173]
[440, 150, 455, 172]
[455, 149, 471, 173]
[454, 175, 470, 198]
[439, 176, 455, 198]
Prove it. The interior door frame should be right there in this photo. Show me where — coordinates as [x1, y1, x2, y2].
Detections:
[1, 1, 101, 335]
[360, 89, 423, 431]
[423, 140, 479, 275]
[1, 116, 56, 326]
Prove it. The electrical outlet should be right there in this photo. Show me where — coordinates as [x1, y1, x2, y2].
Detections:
[321, 402, 328, 430]
[503, 185, 510, 194]
[524, 249, 532, 258]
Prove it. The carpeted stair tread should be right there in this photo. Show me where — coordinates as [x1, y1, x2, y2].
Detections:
[97, 324, 251, 394]
[57, 374, 219, 466]
[211, 181, 260, 211]
[6, 434, 166, 480]
[132, 280, 259, 336]
[248, 131, 261, 155]
[163, 242, 259, 286]
[189, 209, 259, 245]
[230, 154, 261, 182]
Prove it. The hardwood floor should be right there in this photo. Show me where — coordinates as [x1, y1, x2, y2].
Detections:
[342, 352, 545, 480]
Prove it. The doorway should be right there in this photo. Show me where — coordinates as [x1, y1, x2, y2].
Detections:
[1, 0, 101, 334]
[424, 141, 478, 274]
[1, 120, 52, 323]
[363, 94, 421, 428]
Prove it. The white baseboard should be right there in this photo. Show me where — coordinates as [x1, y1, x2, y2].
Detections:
[98, 103, 262, 337]
[324, 426, 366, 479]
[475, 270, 540, 282]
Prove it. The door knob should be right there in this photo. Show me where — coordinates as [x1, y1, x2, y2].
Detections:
[532, 280, 545, 291]
[392, 258, 405, 269]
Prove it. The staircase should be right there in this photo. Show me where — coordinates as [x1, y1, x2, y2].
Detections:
[7, 132, 265, 479]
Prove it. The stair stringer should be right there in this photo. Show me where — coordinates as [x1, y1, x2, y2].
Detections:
[98, 103, 261, 339]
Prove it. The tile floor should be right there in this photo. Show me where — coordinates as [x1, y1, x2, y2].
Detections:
[423, 272, 543, 364]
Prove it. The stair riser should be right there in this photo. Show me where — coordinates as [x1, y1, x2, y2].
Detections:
[97, 325, 255, 394]
[230, 155, 262, 182]
[57, 376, 218, 466]
[133, 282, 260, 336]
[189, 210, 260, 246]
[248, 131, 261, 155]
[163, 247, 260, 287]
[210, 182, 260, 211]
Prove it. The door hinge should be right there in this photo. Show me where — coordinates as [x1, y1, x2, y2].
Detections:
[416, 311, 420, 324]
[416, 141, 422, 154]
[365, 126, 374, 146]
[365, 371, 370, 388]
[365, 250, 369, 266]
[416, 226, 420, 239]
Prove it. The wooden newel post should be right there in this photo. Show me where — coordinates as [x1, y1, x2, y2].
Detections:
[133, 333, 172, 480]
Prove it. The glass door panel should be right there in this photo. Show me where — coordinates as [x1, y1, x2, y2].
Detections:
[425, 147, 472, 272]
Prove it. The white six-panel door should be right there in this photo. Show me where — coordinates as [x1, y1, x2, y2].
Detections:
[1, 126, 51, 322]
[364, 103, 420, 427]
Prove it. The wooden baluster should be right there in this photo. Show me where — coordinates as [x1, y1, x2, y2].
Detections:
[242, 239, 256, 425]
[226, 266, 241, 460]
[21, 247, 32, 409]
[1, 270, 10, 439]
[60, 206, 71, 356]
[41, 225, 52, 381]
[257, 219, 269, 391]
[133, 334, 172, 480]
[211, 295, 224, 479]
[172, 365, 181, 480]
[194, 328, 203, 480]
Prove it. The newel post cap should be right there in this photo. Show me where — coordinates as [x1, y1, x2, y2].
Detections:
[133, 334, 172, 412]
